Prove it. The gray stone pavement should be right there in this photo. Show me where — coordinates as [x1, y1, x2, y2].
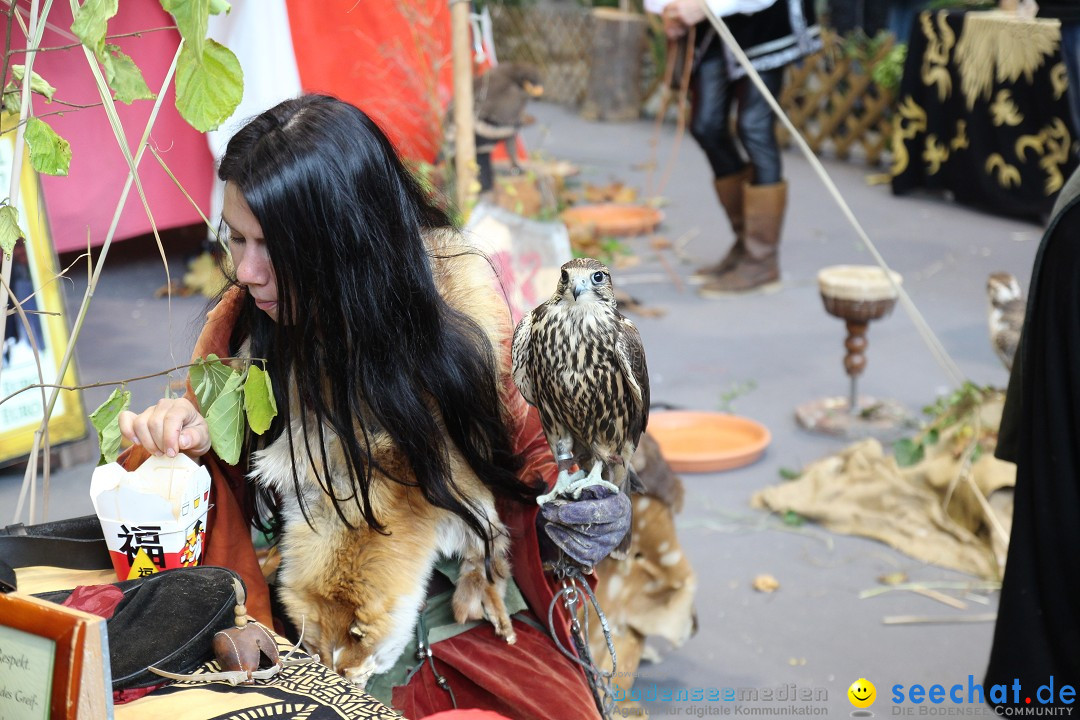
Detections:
[1, 100, 1046, 717]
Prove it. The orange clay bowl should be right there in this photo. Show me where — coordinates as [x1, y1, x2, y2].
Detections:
[648, 411, 771, 473]
[560, 203, 663, 237]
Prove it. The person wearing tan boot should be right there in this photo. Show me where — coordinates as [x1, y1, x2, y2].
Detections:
[702, 179, 787, 295]
[646, 0, 820, 295]
[693, 165, 753, 278]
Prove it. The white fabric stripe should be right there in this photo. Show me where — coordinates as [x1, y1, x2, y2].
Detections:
[207, 0, 304, 226]
[644, 0, 777, 16]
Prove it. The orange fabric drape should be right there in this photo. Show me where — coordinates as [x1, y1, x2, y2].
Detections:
[285, 0, 454, 164]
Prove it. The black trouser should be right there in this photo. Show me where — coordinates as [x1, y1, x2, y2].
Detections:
[689, 38, 784, 185]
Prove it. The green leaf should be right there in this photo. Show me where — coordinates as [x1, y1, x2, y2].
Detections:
[160, 0, 210, 60]
[102, 45, 155, 104]
[2, 87, 19, 114]
[778, 467, 802, 481]
[175, 39, 243, 132]
[189, 354, 234, 412]
[782, 510, 804, 527]
[0, 205, 25, 257]
[243, 364, 277, 435]
[206, 371, 244, 465]
[90, 387, 131, 465]
[71, 0, 118, 55]
[11, 65, 56, 101]
[208, 0, 230, 13]
[24, 118, 71, 176]
[893, 437, 925, 468]
[925, 428, 940, 445]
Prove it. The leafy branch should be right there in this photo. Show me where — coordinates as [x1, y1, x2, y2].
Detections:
[892, 382, 998, 467]
[718, 379, 758, 414]
[0, 355, 259, 407]
[88, 355, 278, 466]
[3, 0, 247, 523]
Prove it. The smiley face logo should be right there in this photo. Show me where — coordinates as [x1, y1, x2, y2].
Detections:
[848, 678, 876, 708]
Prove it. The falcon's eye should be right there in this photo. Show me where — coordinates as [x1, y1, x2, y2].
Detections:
[560, 269, 569, 284]
[591, 271, 606, 284]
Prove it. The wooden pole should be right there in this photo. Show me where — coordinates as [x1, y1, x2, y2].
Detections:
[450, 0, 476, 215]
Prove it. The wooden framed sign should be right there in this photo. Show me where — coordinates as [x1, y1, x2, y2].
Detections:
[0, 114, 87, 464]
[0, 592, 111, 719]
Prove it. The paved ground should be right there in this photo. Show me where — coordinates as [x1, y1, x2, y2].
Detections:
[1, 100, 1046, 718]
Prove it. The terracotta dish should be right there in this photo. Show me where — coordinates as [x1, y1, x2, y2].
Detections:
[561, 203, 663, 237]
[647, 411, 771, 473]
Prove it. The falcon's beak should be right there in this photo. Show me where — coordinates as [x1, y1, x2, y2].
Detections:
[572, 278, 589, 299]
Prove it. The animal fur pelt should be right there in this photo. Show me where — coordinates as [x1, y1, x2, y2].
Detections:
[250, 232, 520, 688]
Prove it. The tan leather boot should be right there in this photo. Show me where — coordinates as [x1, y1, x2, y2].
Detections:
[700, 180, 786, 296]
[691, 166, 754, 281]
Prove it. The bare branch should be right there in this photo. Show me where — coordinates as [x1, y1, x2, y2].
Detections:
[3, 250, 90, 316]
[0, 356, 267, 407]
[8, 25, 179, 55]
[0, 102, 104, 134]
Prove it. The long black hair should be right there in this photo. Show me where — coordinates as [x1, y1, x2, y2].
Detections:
[218, 94, 535, 555]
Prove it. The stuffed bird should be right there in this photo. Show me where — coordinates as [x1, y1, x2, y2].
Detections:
[475, 62, 543, 132]
[512, 258, 650, 519]
[471, 62, 543, 190]
[987, 272, 1025, 372]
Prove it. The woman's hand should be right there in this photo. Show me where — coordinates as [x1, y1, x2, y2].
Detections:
[118, 398, 212, 459]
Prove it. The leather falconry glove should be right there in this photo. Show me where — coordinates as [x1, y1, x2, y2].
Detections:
[540, 485, 632, 568]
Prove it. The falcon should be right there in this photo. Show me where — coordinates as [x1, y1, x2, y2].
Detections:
[511, 257, 650, 508]
[986, 271, 1025, 372]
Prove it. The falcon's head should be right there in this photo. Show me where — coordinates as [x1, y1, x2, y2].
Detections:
[555, 257, 616, 308]
[987, 272, 1022, 309]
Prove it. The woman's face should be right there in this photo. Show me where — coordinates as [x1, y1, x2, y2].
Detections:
[223, 183, 279, 321]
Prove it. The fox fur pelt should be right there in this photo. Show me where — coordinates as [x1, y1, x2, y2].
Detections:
[250, 232, 520, 687]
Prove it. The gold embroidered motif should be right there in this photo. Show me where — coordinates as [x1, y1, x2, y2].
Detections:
[954, 11, 1060, 110]
[892, 96, 928, 176]
[951, 120, 970, 151]
[1051, 62, 1069, 101]
[1016, 118, 1072, 194]
[923, 134, 949, 175]
[990, 90, 1023, 127]
[986, 153, 1021, 189]
[920, 11, 956, 103]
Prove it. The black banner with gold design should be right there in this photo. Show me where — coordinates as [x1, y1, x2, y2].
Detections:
[891, 10, 1077, 220]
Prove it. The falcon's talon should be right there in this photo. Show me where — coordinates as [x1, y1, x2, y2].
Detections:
[567, 478, 619, 499]
[537, 468, 586, 505]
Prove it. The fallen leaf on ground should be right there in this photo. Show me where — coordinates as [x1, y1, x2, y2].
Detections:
[753, 574, 780, 593]
[154, 279, 195, 298]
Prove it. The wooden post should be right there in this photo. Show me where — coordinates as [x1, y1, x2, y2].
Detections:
[451, 0, 476, 214]
[581, 8, 647, 122]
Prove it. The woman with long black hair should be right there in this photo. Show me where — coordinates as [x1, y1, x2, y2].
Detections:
[118, 94, 627, 718]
